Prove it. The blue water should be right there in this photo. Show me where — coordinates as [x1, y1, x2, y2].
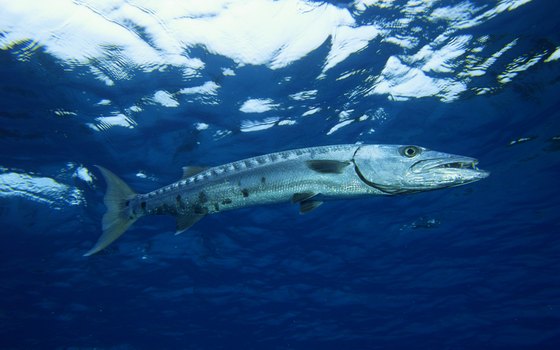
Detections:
[1, 0, 560, 349]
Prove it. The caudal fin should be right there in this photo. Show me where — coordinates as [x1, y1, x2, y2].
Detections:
[84, 166, 138, 256]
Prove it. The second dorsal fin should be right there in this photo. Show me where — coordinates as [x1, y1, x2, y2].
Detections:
[182, 166, 208, 179]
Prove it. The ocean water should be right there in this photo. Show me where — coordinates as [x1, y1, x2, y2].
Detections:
[1, 0, 559, 349]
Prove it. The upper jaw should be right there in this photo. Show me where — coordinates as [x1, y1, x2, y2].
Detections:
[411, 157, 490, 179]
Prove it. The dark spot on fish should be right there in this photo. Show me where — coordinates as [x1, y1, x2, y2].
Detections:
[176, 195, 186, 212]
[213, 203, 220, 211]
[141, 201, 146, 210]
[261, 177, 266, 184]
[194, 205, 208, 214]
[241, 189, 249, 198]
[125, 200, 130, 207]
[222, 198, 232, 205]
[198, 191, 208, 203]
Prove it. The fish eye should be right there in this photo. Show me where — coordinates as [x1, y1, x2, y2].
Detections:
[401, 146, 421, 158]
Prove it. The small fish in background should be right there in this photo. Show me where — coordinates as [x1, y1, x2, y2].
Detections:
[508, 136, 536, 146]
[401, 217, 442, 231]
[544, 136, 560, 152]
[85, 144, 489, 256]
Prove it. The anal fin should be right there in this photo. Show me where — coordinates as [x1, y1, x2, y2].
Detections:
[175, 213, 205, 235]
[299, 200, 323, 214]
[292, 192, 318, 203]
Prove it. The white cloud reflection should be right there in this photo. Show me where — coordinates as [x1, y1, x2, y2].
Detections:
[0, 172, 84, 208]
[0, 0, 373, 74]
[0, 0, 544, 118]
[239, 98, 279, 113]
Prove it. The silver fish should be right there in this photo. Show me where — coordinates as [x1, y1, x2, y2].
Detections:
[85, 144, 489, 256]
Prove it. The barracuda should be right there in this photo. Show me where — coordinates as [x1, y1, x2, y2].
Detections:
[84, 144, 489, 256]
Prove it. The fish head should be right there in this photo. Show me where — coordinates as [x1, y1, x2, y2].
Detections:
[353, 144, 489, 194]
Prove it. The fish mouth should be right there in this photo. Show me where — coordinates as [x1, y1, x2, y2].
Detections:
[412, 157, 490, 178]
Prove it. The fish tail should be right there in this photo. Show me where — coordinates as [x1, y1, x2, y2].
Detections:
[84, 166, 138, 256]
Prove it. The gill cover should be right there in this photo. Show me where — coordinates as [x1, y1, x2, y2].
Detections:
[353, 145, 420, 194]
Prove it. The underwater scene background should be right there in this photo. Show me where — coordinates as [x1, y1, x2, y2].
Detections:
[1, 0, 559, 348]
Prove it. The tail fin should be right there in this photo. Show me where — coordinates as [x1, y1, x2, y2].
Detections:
[84, 166, 138, 256]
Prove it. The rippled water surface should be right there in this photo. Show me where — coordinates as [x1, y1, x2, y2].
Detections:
[1, 0, 560, 349]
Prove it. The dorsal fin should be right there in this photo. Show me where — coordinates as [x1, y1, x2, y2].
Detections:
[305, 160, 350, 174]
[182, 166, 208, 179]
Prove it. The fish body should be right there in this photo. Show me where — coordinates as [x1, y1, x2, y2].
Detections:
[85, 144, 489, 256]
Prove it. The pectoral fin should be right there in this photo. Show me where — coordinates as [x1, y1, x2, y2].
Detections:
[175, 213, 205, 235]
[305, 160, 350, 174]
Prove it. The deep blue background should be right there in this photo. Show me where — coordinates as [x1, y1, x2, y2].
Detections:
[1, 1, 560, 349]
